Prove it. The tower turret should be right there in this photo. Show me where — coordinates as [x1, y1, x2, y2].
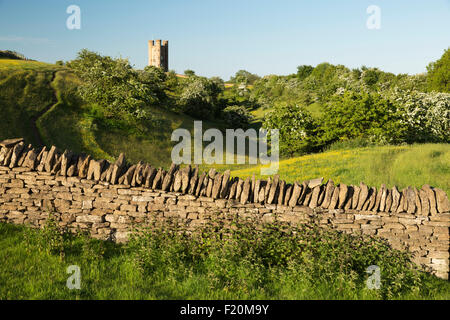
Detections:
[148, 39, 168, 71]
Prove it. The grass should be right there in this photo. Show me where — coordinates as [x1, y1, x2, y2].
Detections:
[36, 70, 115, 161]
[93, 105, 228, 167]
[0, 60, 60, 145]
[1, 220, 449, 300]
[0, 59, 59, 71]
[230, 144, 450, 196]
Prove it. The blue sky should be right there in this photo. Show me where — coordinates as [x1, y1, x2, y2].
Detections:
[0, 0, 449, 79]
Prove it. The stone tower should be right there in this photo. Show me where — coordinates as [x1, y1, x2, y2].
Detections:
[148, 39, 168, 71]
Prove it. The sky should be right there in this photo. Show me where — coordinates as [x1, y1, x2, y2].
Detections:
[0, 0, 449, 80]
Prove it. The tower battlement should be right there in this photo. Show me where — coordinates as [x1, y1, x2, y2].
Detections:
[148, 39, 168, 71]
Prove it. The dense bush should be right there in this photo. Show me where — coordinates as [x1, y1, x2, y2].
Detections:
[221, 105, 254, 128]
[67, 49, 161, 119]
[391, 89, 450, 143]
[262, 104, 322, 156]
[296, 65, 314, 81]
[229, 70, 260, 85]
[66, 50, 235, 124]
[322, 91, 406, 145]
[427, 48, 450, 93]
[4, 216, 448, 299]
[250, 75, 308, 110]
[302, 63, 347, 103]
[127, 217, 426, 299]
[257, 69, 449, 156]
[64, 48, 449, 152]
[178, 75, 224, 119]
[23, 213, 107, 264]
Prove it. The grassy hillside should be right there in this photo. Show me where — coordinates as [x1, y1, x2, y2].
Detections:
[230, 143, 450, 196]
[0, 59, 60, 145]
[0, 59, 222, 167]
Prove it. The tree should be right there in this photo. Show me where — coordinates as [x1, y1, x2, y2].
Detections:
[229, 70, 260, 85]
[263, 105, 320, 156]
[351, 68, 362, 80]
[67, 49, 161, 119]
[137, 66, 168, 103]
[296, 65, 314, 81]
[391, 90, 450, 143]
[302, 63, 343, 103]
[164, 70, 180, 93]
[427, 48, 450, 93]
[209, 76, 225, 90]
[184, 70, 196, 77]
[222, 105, 254, 128]
[179, 76, 224, 119]
[322, 92, 405, 145]
[362, 68, 380, 87]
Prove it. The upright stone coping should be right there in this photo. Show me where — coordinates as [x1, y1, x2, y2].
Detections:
[0, 138, 449, 279]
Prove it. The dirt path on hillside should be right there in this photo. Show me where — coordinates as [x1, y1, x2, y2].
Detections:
[29, 70, 58, 147]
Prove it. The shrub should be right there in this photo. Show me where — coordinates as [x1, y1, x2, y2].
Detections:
[322, 91, 406, 145]
[263, 104, 321, 156]
[296, 65, 314, 81]
[23, 212, 68, 259]
[178, 75, 224, 119]
[126, 216, 424, 299]
[222, 105, 254, 128]
[390, 89, 450, 143]
[67, 49, 161, 119]
[229, 70, 260, 85]
[427, 48, 450, 93]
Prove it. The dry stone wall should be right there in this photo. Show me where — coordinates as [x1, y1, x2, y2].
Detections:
[0, 138, 449, 279]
